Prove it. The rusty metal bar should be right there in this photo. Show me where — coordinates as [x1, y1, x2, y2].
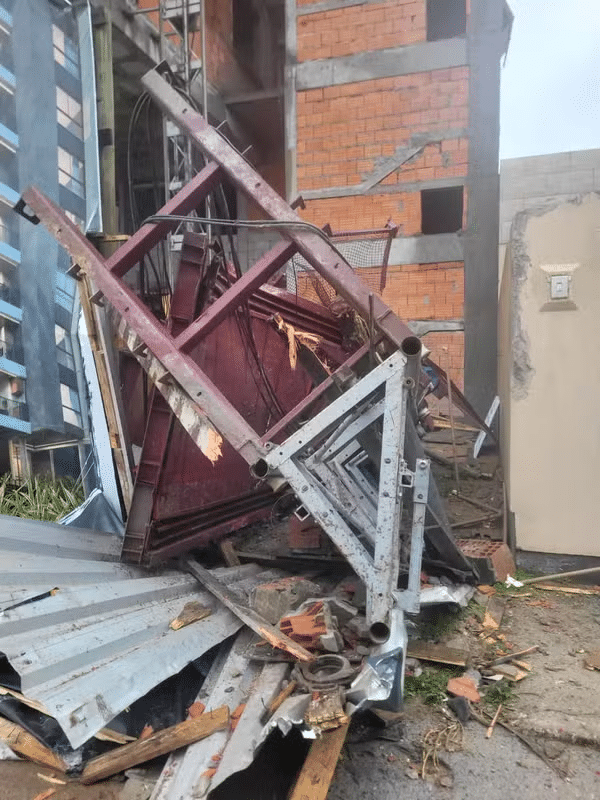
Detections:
[141, 69, 415, 349]
[106, 162, 222, 278]
[175, 241, 297, 352]
[260, 341, 373, 444]
[22, 186, 265, 465]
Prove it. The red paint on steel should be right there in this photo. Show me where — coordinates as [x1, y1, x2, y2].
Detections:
[175, 241, 297, 353]
[106, 162, 222, 278]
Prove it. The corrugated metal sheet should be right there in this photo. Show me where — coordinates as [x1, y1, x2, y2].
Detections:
[151, 629, 289, 800]
[0, 516, 284, 749]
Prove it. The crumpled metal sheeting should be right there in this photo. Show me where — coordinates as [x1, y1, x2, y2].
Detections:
[151, 629, 290, 800]
[0, 515, 145, 608]
[0, 534, 283, 749]
[0, 513, 123, 561]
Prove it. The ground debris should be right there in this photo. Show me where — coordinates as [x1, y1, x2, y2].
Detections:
[169, 601, 212, 630]
[80, 706, 230, 784]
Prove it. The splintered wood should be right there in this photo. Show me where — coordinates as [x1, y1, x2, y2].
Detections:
[184, 558, 314, 663]
[0, 718, 67, 773]
[81, 706, 229, 784]
[289, 721, 350, 800]
[305, 688, 349, 733]
[169, 600, 212, 630]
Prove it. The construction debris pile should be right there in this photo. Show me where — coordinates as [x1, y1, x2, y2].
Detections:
[0, 65, 503, 797]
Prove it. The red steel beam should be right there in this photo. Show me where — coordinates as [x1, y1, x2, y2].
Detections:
[175, 241, 297, 353]
[142, 70, 415, 350]
[106, 162, 222, 278]
[260, 341, 374, 444]
[22, 186, 265, 465]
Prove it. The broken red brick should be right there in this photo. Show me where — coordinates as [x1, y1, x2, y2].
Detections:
[447, 676, 480, 703]
[188, 702, 206, 719]
[231, 703, 246, 730]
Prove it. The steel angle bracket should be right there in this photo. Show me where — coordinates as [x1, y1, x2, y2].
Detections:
[261, 350, 422, 634]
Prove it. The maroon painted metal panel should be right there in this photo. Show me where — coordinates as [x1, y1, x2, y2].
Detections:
[120, 232, 354, 563]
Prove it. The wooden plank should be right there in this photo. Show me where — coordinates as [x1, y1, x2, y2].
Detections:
[78, 272, 134, 510]
[534, 583, 600, 596]
[81, 706, 229, 784]
[407, 641, 469, 667]
[289, 721, 349, 800]
[0, 718, 67, 773]
[261, 680, 298, 723]
[220, 539, 241, 567]
[184, 558, 314, 663]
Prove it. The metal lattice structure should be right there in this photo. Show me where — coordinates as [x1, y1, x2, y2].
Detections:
[19, 66, 475, 638]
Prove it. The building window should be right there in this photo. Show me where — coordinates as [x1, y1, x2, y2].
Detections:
[56, 270, 76, 312]
[58, 146, 85, 199]
[421, 186, 464, 235]
[56, 87, 83, 139]
[0, 204, 18, 249]
[426, 0, 466, 42]
[0, 26, 12, 74]
[52, 25, 79, 78]
[60, 382, 82, 427]
[55, 324, 75, 371]
[66, 210, 84, 229]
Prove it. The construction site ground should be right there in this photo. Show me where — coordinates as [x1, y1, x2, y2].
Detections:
[2, 578, 599, 800]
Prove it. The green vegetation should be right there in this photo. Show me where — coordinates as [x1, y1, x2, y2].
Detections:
[482, 678, 516, 712]
[0, 474, 84, 522]
[405, 667, 461, 706]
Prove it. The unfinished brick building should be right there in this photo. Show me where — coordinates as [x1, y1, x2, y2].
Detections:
[83, 0, 511, 416]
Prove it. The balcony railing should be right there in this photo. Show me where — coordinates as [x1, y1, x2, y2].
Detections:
[0, 337, 23, 363]
[0, 284, 19, 306]
[0, 396, 28, 421]
[0, 219, 18, 251]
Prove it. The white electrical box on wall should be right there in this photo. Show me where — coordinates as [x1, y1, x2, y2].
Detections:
[550, 274, 570, 299]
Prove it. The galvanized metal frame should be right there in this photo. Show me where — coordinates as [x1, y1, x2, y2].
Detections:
[262, 350, 424, 629]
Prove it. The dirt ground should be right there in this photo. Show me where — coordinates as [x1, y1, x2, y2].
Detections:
[1, 587, 599, 800]
[328, 587, 600, 800]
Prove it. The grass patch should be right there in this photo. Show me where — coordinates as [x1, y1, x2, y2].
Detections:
[418, 604, 465, 641]
[0, 474, 84, 522]
[482, 678, 516, 712]
[405, 667, 461, 706]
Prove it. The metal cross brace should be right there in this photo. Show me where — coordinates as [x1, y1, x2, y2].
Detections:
[262, 350, 428, 633]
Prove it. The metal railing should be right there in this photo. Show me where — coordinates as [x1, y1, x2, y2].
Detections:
[0, 336, 23, 363]
[0, 396, 28, 421]
[0, 284, 20, 306]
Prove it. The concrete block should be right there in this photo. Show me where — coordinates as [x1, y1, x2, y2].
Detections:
[456, 539, 515, 583]
[252, 576, 322, 624]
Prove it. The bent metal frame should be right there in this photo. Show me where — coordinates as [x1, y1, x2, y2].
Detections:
[18, 66, 474, 640]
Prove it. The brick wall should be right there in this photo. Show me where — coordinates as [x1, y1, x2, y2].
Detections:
[296, 73, 469, 197]
[422, 331, 464, 390]
[295, 0, 469, 384]
[297, 0, 426, 62]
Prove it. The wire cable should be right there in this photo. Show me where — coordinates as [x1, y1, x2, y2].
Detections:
[142, 214, 352, 264]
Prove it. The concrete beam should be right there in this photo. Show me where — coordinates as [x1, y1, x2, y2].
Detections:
[409, 318, 464, 337]
[388, 232, 463, 266]
[91, 1, 162, 67]
[303, 175, 464, 201]
[296, 38, 467, 90]
[297, 0, 384, 16]
[462, 0, 507, 416]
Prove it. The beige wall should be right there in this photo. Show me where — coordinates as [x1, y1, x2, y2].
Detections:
[499, 193, 600, 556]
